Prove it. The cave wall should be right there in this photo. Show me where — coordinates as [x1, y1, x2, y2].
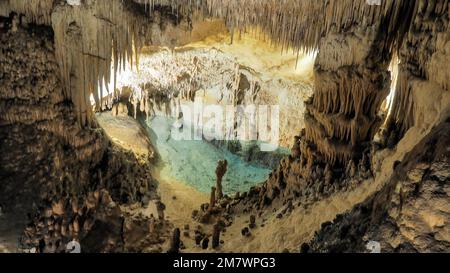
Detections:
[219, 0, 449, 216]
[389, 0, 450, 140]
[308, 119, 450, 253]
[302, 20, 393, 169]
[299, 0, 418, 175]
[0, 0, 205, 127]
[0, 20, 160, 252]
[308, 0, 450, 253]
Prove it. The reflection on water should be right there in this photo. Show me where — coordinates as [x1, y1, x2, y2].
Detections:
[146, 116, 274, 194]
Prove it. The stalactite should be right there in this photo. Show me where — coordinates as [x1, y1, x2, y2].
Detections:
[49, 0, 165, 126]
[5, 0, 447, 176]
[0, 0, 55, 25]
[3, 0, 418, 129]
[386, 0, 449, 139]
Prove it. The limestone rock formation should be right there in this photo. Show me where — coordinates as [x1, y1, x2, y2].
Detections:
[308, 120, 450, 253]
[168, 228, 181, 253]
[211, 224, 221, 249]
[0, 17, 163, 253]
[219, 0, 450, 213]
[215, 160, 228, 200]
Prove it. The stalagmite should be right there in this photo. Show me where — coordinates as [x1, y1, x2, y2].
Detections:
[202, 237, 209, 250]
[209, 186, 216, 211]
[212, 224, 221, 249]
[156, 200, 166, 220]
[168, 228, 181, 253]
[215, 160, 228, 200]
[73, 218, 80, 234]
[249, 215, 256, 229]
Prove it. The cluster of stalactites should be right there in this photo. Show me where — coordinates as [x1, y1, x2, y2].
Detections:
[205, 0, 417, 55]
[289, 0, 418, 167]
[2, 0, 421, 128]
[0, 0, 55, 25]
[387, 0, 450, 137]
[50, 0, 160, 126]
[118, 51, 260, 123]
[302, 67, 390, 166]
[0, 0, 185, 127]
[299, 0, 449, 169]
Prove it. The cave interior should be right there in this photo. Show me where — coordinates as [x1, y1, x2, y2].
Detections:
[0, 0, 449, 253]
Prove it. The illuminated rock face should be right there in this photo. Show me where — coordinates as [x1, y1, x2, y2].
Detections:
[302, 32, 391, 170]
[302, 0, 450, 253]
[208, 0, 450, 212]
[309, 120, 450, 253]
[388, 0, 450, 140]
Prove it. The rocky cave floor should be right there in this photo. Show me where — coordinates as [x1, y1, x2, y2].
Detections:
[90, 107, 450, 253]
[2, 104, 449, 253]
[90, 109, 375, 253]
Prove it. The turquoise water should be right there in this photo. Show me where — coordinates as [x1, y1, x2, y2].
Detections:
[146, 116, 273, 194]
